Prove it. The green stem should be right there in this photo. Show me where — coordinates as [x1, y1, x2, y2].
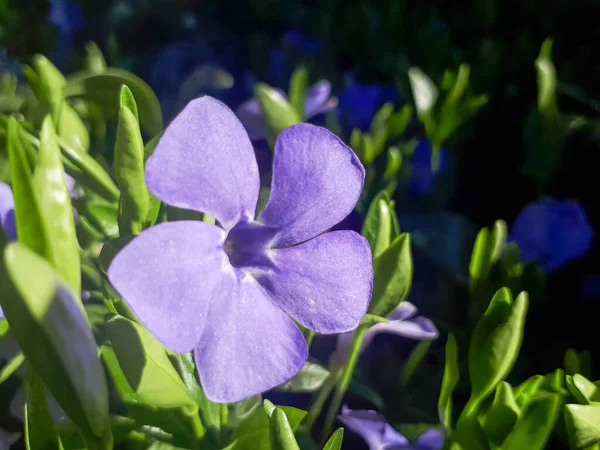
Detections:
[220, 403, 229, 443]
[303, 373, 337, 430]
[320, 324, 369, 442]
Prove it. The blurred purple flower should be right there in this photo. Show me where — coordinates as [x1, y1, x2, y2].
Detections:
[236, 81, 338, 141]
[0, 182, 17, 242]
[338, 83, 398, 131]
[510, 198, 593, 271]
[108, 97, 373, 403]
[406, 140, 448, 195]
[0, 177, 77, 243]
[282, 30, 320, 55]
[332, 302, 438, 370]
[47, 0, 86, 68]
[339, 406, 445, 450]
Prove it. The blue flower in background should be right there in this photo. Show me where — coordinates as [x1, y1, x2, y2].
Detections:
[47, 0, 86, 68]
[282, 30, 320, 55]
[510, 198, 593, 271]
[338, 406, 445, 450]
[406, 140, 448, 195]
[338, 82, 398, 131]
[236, 81, 338, 141]
[331, 302, 438, 371]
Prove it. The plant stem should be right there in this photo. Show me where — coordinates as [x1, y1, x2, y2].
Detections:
[319, 324, 368, 442]
[303, 373, 337, 430]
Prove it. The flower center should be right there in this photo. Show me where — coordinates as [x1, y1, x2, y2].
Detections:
[223, 221, 275, 269]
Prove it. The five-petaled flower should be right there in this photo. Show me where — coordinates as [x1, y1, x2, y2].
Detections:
[510, 198, 593, 271]
[339, 406, 444, 450]
[236, 81, 338, 141]
[108, 96, 373, 403]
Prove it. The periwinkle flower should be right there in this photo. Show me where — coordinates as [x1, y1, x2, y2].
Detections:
[108, 97, 373, 403]
[332, 302, 438, 370]
[406, 140, 448, 195]
[282, 30, 320, 55]
[510, 198, 593, 271]
[338, 406, 444, 450]
[0, 182, 17, 242]
[236, 81, 338, 141]
[338, 83, 398, 131]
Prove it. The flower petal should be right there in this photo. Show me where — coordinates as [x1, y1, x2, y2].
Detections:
[195, 271, 307, 403]
[366, 316, 439, 343]
[108, 221, 227, 353]
[146, 96, 260, 229]
[258, 231, 372, 333]
[0, 182, 16, 241]
[0, 182, 14, 223]
[388, 301, 418, 321]
[415, 428, 445, 449]
[258, 124, 365, 246]
[338, 406, 409, 449]
[235, 97, 268, 141]
[304, 81, 335, 118]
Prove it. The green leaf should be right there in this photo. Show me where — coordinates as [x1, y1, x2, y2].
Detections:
[57, 103, 90, 153]
[254, 83, 301, 148]
[170, 352, 220, 429]
[368, 233, 413, 317]
[85, 42, 107, 74]
[387, 104, 412, 140]
[565, 404, 600, 449]
[0, 352, 24, 384]
[6, 117, 49, 256]
[438, 333, 459, 429]
[30, 55, 66, 121]
[232, 400, 306, 440]
[98, 237, 133, 274]
[104, 315, 204, 441]
[288, 67, 308, 120]
[270, 408, 301, 450]
[370, 102, 394, 135]
[58, 135, 120, 203]
[479, 381, 519, 446]
[114, 86, 149, 235]
[514, 375, 544, 408]
[408, 67, 438, 122]
[65, 68, 163, 134]
[33, 116, 80, 294]
[566, 374, 600, 405]
[361, 190, 395, 258]
[469, 220, 507, 291]
[104, 315, 196, 410]
[501, 393, 561, 450]
[322, 428, 344, 450]
[468, 289, 528, 408]
[402, 339, 433, 385]
[0, 243, 111, 446]
[278, 362, 330, 393]
[24, 364, 63, 450]
[383, 146, 403, 182]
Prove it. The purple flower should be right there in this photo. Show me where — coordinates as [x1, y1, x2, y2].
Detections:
[406, 140, 448, 195]
[0, 182, 17, 242]
[107, 97, 373, 403]
[510, 198, 593, 271]
[282, 30, 320, 55]
[338, 83, 398, 131]
[332, 302, 438, 370]
[235, 81, 338, 141]
[338, 406, 444, 450]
